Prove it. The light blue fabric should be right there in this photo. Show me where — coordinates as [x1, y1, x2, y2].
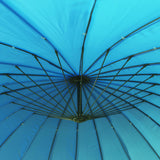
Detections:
[0, 0, 160, 159]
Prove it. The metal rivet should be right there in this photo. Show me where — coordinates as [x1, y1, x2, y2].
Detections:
[41, 36, 46, 40]
[83, 33, 86, 36]
[11, 46, 15, 49]
[121, 37, 125, 40]
[153, 47, 157, 50]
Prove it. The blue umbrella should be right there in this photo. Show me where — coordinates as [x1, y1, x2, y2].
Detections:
[0, 0, 160, 159]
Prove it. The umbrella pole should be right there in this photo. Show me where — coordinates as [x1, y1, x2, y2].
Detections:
[77, 81, 82, 117]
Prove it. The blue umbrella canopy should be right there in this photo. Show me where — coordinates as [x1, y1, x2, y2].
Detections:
[0, 0, 160, 159]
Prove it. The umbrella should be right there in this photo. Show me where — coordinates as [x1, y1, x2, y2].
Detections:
[0, 0, 160, 159]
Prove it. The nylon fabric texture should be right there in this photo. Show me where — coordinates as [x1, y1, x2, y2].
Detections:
[0, 0, 160, 160]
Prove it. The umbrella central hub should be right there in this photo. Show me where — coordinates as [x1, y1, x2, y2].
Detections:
[68, 75, 90, 84]
[72, 115, 91, 123]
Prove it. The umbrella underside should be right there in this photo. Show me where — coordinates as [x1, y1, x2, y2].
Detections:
[0, 0, 160, 159]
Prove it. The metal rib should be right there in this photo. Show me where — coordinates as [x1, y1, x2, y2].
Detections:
[55, 51, 77, 115]
[34, 56, 75, 115]
[48, 87, 75, 160]
[2, 85, 70, 114]
[79, 0, 97, 75]
[15, 65, 76, 115]
[1, 1, 75, 75]
[83, 57, 132, 115]
[89, 66, 150, 113]
[84, 17, 160, 74]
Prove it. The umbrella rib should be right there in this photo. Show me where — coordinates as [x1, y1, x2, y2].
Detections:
[15, 65, 74, 114]
[86, 83, 141, 116]
[89, 68, 152, 113]
[48, 88, 74, 160]
[55, 50, 77, 115]
[90, 85, 160, 159]
[0, 61, 64, 77]
[87, 47, 160, 76]
[82, 87, 103, 160]
[85, 84, 137, 117]
[0, 73, 64, 78]
[85, 86, 131, 159]
[88, 74, 154, 114]
[92, 119, 103, 160]
[0, 113, 33, 148]
[12, 85, 75, 120]
[1, 80, 65, 95]
[82, 49, 111, 114]
[78, 0, 97, 117]
[0, 1, 76, 75]
[95, 80, 160, 97]
[83, 56, 132, 115]
[104, 101, 160, 159]
[84, 84, 115, 117]
[5, 93, 62, 115]
[13, 86, 76, 119]
[2, 85, 69, 115]
[61, 86, 77, 119]
[84, 17, 160, 74]
[89, 62, 160, 77]
[5, 74, 68, 112]
[0, 104, 23, 123]
[21, 117, 48, 159]
[0, 42, 72, 76]
[95, 77, 160, 86]
[1, 80, 73, 115]
[121, 114, 160, 159]
[19, 104, 71, 120]
[79, 0, 97, 75]
[91, 84, 160, 127]
[34, 56, 74, 114]
[20, 84, 73, 116]
[86, 83, 138, 115]
[91, 73, 160, 79]
[48, 119, 62, 160]
[91, 84, 153, 115]
[94, 79, 156, 113]
[84, 84, 125, 117]
[75, 123, 79, 160]
[107, 116, 132, 160]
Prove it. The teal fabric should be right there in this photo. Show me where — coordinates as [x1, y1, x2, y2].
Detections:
[0, 0, 160, 159]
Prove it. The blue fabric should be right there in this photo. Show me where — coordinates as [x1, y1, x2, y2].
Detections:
[0, 0, 160, 159]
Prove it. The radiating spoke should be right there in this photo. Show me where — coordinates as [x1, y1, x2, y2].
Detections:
[83, 56, 132, 115]
[3, 85, 69, 115]
[89, 62, 160, 78]
[1, 1, 76, 75]
[55, 51, 77, 115]
[83, 85, 131, 159]
[5, 74, 71, 113]
[0, 42, 73, 76]
[91, 84, 159, 117]
[87, 72, 155, 114]
[90, 73, 160, 79]
[34, 56, 75, 113]
[15, 65, 77, 114]
[84, 17, 160, 74]
[89, 66, 150, 113]
[87, 85, 160, 159]
[91, 84, 152, 115]
[94, 80, 156, 113]
[1, 79, 64, 95]
[79, 0, 97, 75]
